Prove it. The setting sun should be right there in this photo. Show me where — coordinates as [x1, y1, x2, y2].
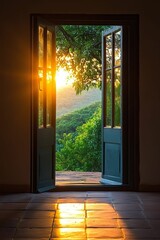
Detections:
[56, 68, 73, 89]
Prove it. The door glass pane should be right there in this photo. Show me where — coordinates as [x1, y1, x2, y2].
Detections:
[114, 30, 121, 66]
[47, 30, 52, 68]
[105, 34, 112, 69]
[38, 26, 44, 128]
[46, 30, 53, 127]
[106, 70, 112, 126]
[38, 69, 44, 128]
[46, 70, 53, 127]
[38, 26, 44, 68]
[114, 67, 121, 127]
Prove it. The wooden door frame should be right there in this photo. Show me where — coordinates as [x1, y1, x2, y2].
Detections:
[31, 14, 139, 192]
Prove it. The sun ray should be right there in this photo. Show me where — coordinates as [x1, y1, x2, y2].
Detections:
[56, 68, 73, 89]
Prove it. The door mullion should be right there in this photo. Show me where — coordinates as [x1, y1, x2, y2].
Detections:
[111, 32, 115, 128]
[102, 34, 106, 127]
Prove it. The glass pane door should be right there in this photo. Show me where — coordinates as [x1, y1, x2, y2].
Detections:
[38, 26, 55, 128]
[105, 28, 122, 128]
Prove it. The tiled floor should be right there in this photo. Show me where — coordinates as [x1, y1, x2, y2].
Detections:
[0, 191, 160, 239]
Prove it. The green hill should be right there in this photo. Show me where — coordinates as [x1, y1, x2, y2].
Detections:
[56, 85, 101, 117]
[56, 101, 101, 139]
[56, 102, 102, 171]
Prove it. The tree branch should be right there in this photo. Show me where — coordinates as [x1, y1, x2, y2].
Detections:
[57, 25, 77, 47]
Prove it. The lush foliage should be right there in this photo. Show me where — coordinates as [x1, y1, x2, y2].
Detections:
[56, 102, 101, 171]
[56, 101, 101, 140]
[56, 25, 110, 93]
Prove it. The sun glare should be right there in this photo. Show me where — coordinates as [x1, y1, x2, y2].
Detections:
[56, 68, 73, 89]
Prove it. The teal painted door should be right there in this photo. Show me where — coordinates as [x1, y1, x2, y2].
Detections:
[101, 26, 122, 184]
[32, 17, 56, 192]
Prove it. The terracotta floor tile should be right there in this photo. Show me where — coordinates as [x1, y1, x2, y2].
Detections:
[51, 227, 86, 238]
[61, 192, 87, 198]
[86, 203, 114, 211]
[0, 193, 33, 203]
[85, 197, 112, 203]
[86, 218, 118, 228]
[0, 192, 160, 240]
[55, 210, 85, 219]
[154, 229, 160, 238]
[86, 191, 111, 198]
[143, 211, 160, 219]
[31, 197, 58, 203]
[38, 192, 61, 198]
[113, 203, 142, 211]
[0, 210, 24, 218]
[0, 218, 19, 228]
[0, 203, 28, 210]
[112, 198, 140, 204]
[58, 203, 84, 211]
[27, 203, 57, 211]
[111, 193, 140, 204]
[57, 198, 86, 203]
[23, 210, 55, 218]
[138, 193, 160, 201]
[18, 218, 53, 228]
[13, 239, 48, 240]
[123, 238, 156, 240]
[87, 210, 117, 218]
[46, 192, 87, 198]
[88, 239, 124, 240]
[53, 218, 85, 228]
[122, 228, 156, 239]
[15, 228, 52, 238]
[149, 219, 160, 228]
[117, 210, 145, 219]
[86, 228, 123, 238]
[50, 238, 86, 240]
[118, 219, 151, 228]
[0, 228, 16, 238]
[141, 203, 160, 210]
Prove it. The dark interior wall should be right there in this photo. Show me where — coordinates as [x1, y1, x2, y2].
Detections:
[0, 0, 160, 191]
[138, 9, 160, 188]
[0, 5, 31, 190]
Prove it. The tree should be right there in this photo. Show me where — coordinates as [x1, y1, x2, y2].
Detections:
[56, 25, 110, 93]
[56, 101, 101, 140]
[56, 106, 102, 172]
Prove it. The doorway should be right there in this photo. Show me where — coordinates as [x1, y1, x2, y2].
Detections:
[31, 14, 139, 192]
[55, 24, 106, 186]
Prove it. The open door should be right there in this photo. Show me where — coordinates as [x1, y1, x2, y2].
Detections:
[101, 26, 122, 184]
[32, 17, 56, 192]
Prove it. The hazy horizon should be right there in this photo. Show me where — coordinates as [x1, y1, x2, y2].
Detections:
[56, 85, 101, 118]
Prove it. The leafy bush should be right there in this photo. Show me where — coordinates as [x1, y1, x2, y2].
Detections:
[56, 101, 101, 139]
[56, 105, 101, 172]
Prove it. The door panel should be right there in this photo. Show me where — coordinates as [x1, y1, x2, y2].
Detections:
[32, 17, 56, 192]
[37, 127, 55, 191]
[101, 26, 122, 184]
[103, 128, 122, 183]
[104, 143, 121, 180]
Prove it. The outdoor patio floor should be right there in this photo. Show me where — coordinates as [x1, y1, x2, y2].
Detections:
[56, 171, 102, 185]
